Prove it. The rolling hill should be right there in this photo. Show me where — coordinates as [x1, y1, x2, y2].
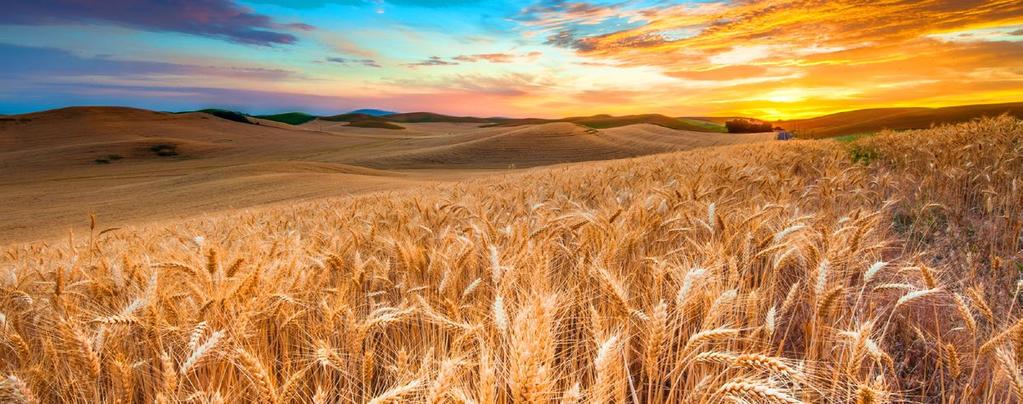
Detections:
[183, 100, 1023, 138]
[348, 122, 772, 169]
[0, 106, 772, 243]
[350, 108, 398, 116]
[777, 101, 1023, 137]
[322, 111, 496, 124]
[483, 114, 725, 132]
[319, 111, 733, 132]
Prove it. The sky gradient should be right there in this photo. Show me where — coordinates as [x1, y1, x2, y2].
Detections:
[1, 0, 1022, 119]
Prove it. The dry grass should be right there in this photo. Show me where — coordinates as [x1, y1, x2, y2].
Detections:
[1, 116, 1021, 402]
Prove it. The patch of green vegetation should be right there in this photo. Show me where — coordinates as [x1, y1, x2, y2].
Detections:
[678, 118, 727, 133]
[255, 112, 318, 125]
[834, 132, 878, 143]
[848, 143, 881, 165]
[176, 109, 253, 125]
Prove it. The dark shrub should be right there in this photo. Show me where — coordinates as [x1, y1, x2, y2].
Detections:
[150, 144, 179, 157]
[197, 109, 252, 124]
[725, 119, 774, 133]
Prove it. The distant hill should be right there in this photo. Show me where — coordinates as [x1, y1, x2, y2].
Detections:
[172, 107, 734, 132]
[777, 102, 1023, 138]
[159, 101, 1023, 138]
[323, 111, 494, 124]
[485, 114, 723, 132]
[350, 109, 398, 116]
[321, 113, 388, 122]
[567, 114, 715, 131]
[385, 112, 494, 123]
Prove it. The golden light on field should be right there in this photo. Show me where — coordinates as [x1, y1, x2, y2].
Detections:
[2, 115, 1021, 402]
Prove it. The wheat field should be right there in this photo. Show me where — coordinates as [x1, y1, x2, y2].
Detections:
[1, 117, 1021, 403]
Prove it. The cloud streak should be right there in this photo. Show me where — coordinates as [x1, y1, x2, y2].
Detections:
[1, 0, 311, 46]
[405, 56, 460, 67]
[326, 56, 382, 68]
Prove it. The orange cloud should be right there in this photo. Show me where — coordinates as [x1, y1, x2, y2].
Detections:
[529, 0, 1023, 119]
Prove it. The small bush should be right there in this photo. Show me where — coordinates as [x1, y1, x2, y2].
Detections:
[198, 109, 252, 124]
[94, 158, 110, 164]
[725, 119, 774, 133]
[150, 144, 179, 157]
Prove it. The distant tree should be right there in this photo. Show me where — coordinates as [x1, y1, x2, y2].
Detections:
[725, 119, 774, 133]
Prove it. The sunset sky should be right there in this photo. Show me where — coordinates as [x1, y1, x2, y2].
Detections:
[2, 0, 1022, 119]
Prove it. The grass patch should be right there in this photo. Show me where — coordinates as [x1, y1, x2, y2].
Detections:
[848, 144, 880, 165]
[678, 118, 728, 133]
[177, 109, 253, 125]
[255, 112, 318, 125]
[833, 132, 878, 143]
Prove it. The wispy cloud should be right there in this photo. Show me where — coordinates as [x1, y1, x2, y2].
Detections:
[0, 44, 295, 80]
[452, 52, 543, 63]
[405, 56, 460, 67]
[326, 56, 382, 68]
[1, 0, 311, 46]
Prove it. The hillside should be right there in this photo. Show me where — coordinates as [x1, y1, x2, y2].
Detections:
[777, 102, 1023, 137]
[171, 100, 1023, 138]
[1, 117, 1019, 402]
[318, 111, 733, 132]
[385, 112, 494, 123]
[350, 108, 398, 116]
[485, 114, 726, 132]
[350, 122, 772, 169]
[0, 106, 770, 243]
[567, 114, 717, 131]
